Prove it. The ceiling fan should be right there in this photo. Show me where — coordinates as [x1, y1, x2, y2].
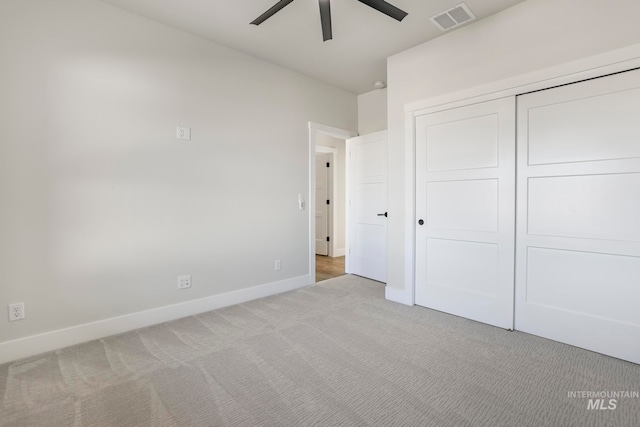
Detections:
[251, 0, 408, 42]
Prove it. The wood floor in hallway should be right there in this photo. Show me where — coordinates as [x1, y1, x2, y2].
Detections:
[316, 255, 345, 282]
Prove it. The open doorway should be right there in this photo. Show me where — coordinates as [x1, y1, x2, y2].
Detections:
[314, 149, 334, 257]
[308, 123, 357, 283]
[315, 147, 343, 282]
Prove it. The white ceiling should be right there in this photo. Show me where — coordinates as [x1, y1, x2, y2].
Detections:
[98, 0, 526, 94]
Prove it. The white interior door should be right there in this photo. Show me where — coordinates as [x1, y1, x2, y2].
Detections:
[315, 153, 330, 256]
[347, 131, 387, 282]
[515, 69, 640, 364]
[415, 97, 515, 329]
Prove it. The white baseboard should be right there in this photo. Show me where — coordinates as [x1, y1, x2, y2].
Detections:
[385, 285, 414, 306]
[0, 275, 312, 365]
[333, 247, 346, 257]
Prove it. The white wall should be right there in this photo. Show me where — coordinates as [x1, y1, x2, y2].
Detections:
[386, 0, 640, 293]
[358, 89, 387, 135]
[315, 134, 346, 256]
[0, 0, 356, 349]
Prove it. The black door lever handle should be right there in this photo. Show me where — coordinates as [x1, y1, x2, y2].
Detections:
[377, 212, 388, 217]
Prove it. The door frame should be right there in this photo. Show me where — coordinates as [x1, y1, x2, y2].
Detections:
[315, 147, 337, 257]
[308, 122, 357, 283]
[399, 43, 640, 307]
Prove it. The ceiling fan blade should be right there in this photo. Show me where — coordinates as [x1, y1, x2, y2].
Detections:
[357, 0, 408, 21]
[319, 0, 333, 41]
[251, 0, 295, 25]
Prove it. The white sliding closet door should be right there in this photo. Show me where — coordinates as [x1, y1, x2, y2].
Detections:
[415, 97, 516, 329]
[515, 69, 640, 364]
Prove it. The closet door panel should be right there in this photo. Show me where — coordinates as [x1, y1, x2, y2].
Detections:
[516, 68, 640, 364]
[415, 97, 515, 329]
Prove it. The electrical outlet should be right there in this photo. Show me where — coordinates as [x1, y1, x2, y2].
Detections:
[8, 303, 25, 322]
[177, 275, 191, 290]
[274, 259, 281, 271]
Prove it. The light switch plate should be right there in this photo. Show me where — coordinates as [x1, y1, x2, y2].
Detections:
[177, 126, 191, 141]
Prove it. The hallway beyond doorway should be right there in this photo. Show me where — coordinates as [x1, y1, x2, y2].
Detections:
[316, 255, 345, 282]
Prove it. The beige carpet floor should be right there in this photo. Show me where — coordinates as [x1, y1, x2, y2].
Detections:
[1, 274, 639, 426]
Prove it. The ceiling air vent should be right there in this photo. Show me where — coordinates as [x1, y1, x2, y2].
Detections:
[430, 3, 476, 32]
